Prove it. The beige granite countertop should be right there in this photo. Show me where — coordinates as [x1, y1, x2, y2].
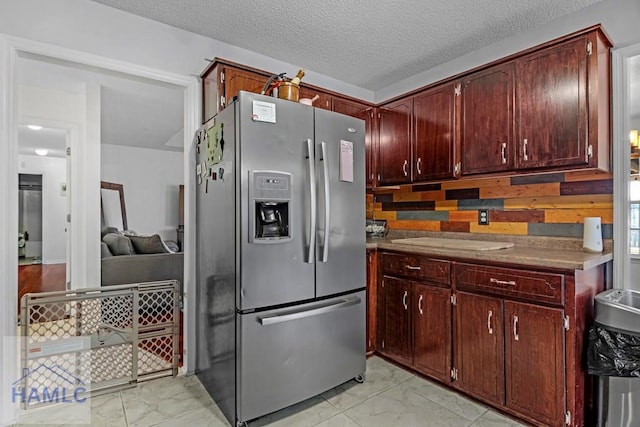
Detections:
[366, 231, 612, 271]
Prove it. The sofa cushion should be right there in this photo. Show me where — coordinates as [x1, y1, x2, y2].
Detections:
[129, 234, 170, 254]
[101, 226, 119, 239]
[103, 233, 135, 255]
[100, 242, 114, 258]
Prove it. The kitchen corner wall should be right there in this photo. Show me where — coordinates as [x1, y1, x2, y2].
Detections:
[367, 169, 613, 239]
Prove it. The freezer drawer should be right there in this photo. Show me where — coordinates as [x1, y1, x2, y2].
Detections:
[237, 291, 366, 423]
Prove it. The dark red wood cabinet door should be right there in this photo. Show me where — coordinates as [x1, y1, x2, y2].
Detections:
[381, 276, 412, 364]
[505, 301, 565, 426]
[516, 37, 589, 170]
[378, 98, 412, 185]
[412, 85, 456, 181]
[299, 86, 332, 110]
[413, 283, 451, 382]
[224, 67, 269, 108]
[461, 64, 515, 175]
[333, 99, 375, 188]
[455, 292, 504, 406]
[365, 250, 377, 353]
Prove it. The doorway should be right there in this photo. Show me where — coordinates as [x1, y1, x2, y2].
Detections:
[18, 173, 42, 265]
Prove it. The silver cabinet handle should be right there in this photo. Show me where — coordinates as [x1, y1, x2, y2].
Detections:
[416, 157, 422, 175]
[487, 310, 493, 335]
[490, 278, 516, 286]
[513, 315, 519, 341]
[523, 139, 528, 161]
[306, 138, 316, 264]
[320, 141, 330, 263]
[405, 265, 421, 271]
[258, 296, 361, 325]
[418, 294, 423, 315]
[501, 142, 507, 164]
[402, 290, 408, 310]
[402, 160, 408, 176]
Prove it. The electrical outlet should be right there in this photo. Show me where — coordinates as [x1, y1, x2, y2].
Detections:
[478, 209, 490, 225]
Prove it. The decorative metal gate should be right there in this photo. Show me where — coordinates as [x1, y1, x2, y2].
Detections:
[18, 281, 180, 409]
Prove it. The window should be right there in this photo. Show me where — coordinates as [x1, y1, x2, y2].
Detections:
[630, 179, 640, 255]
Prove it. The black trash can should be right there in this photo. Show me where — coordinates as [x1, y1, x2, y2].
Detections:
[587, 289, 640, 427]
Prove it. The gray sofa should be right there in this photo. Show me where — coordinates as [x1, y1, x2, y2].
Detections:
[100, 228, 183, 287]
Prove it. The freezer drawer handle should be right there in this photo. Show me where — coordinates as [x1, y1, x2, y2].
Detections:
[258, 296, 361, 326]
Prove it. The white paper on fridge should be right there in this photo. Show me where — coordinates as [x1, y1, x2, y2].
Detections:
[252, 100, 276, 123]
[339, 140, 354, 182]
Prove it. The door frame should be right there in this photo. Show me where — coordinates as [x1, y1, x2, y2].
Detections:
[612, 42, 640, 290]
[0, 34, 200, 423]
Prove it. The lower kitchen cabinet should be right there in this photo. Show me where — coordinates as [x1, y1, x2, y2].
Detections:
[454, 291, 504, 406]
[380, 276, 413, 364]
[366, 249, 377, 354]
[414, 283, 451, 382]
[505, 300, 564, 426]
[372, 250, 606, 427]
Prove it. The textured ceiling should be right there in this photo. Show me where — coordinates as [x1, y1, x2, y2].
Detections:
[90, 0, 602, 91]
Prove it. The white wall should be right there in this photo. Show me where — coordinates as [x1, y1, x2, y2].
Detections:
[0, 0, 372, 102]
[376, 0, 640, 101]
[18, 155, 67, 264]
[101, 144, 183, 242]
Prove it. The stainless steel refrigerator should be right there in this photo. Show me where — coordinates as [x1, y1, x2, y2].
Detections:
[195, 91, 366, 427]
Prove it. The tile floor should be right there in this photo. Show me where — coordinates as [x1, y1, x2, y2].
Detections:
[12, 356, 527, 427]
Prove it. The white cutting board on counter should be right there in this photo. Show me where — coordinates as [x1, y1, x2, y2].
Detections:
[391, 237, 514, 251]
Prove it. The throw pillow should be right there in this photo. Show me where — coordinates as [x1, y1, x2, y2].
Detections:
[128, 234, 170, 254]
[102, 233, 135, 256]
[101, 226, 119, 239]
[100, 242, 113, 258]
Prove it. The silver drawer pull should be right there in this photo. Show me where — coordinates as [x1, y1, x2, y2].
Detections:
[490, 278, 516, 286]
[513, 315, 519, 341]
[418, 294, 424, 315]
[405, 265, 421, 271]
[402, 290, 408, 310]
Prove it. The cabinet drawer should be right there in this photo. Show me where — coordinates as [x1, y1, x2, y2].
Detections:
[382, 252, 450, 285]
[453, 263, 564, 305]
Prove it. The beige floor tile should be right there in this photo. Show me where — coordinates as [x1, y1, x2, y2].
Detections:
[313, 413, 362, 427]
[343, 384, 472, 427]
[151, 405, 229, 427]
[249, 395, 340, 427]
[366, 356, 413, 383]
[403, 376, 487, 421]
[320, 370, 398, 410]
[470, 410, 529, 427]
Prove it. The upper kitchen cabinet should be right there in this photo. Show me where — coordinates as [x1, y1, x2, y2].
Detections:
[201, 59, 270, 122]
[460, 63, 515, 175]
[377, 98, 413, 185]
[515, 29, 611, 171]
[299, 86, 333, 111]
[412, 84, 457, 181]
[333, 98, 376, 188]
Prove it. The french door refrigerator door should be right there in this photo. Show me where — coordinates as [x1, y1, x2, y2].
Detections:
[236, 290, 366, 423]
[237, 92, 315, 310]
[314, 108, 366, 297]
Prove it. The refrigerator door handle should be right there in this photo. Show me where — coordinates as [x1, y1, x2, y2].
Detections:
[320, 141, 331, 263]
[306, 138, 316, 264]
[258, 296, 361, 326]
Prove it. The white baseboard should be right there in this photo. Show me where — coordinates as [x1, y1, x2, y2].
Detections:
[43, 259, 65, 265]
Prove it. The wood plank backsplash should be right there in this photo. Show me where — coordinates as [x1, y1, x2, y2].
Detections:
[367, 170, 613, 239]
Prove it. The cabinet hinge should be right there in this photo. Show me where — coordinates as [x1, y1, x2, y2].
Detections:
[453, 162, 461, 176]
[564, 315, 570, 331]
[586, 41, 593, 56]
[450, 367, 458, 380]
[377, 112, 381, 119]
[381, 340, 385, 349]
[454, 83, 461, 96]
[565, 410, 571, 425]
[220, 95, 226, 107]
[66, 214, 71, 223]
[450, 294, 457, 306]
[220, 71, 225, 83]
[587, 144, 593, 158]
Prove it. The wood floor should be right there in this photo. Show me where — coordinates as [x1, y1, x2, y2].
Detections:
[18, 263, 66, 312]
